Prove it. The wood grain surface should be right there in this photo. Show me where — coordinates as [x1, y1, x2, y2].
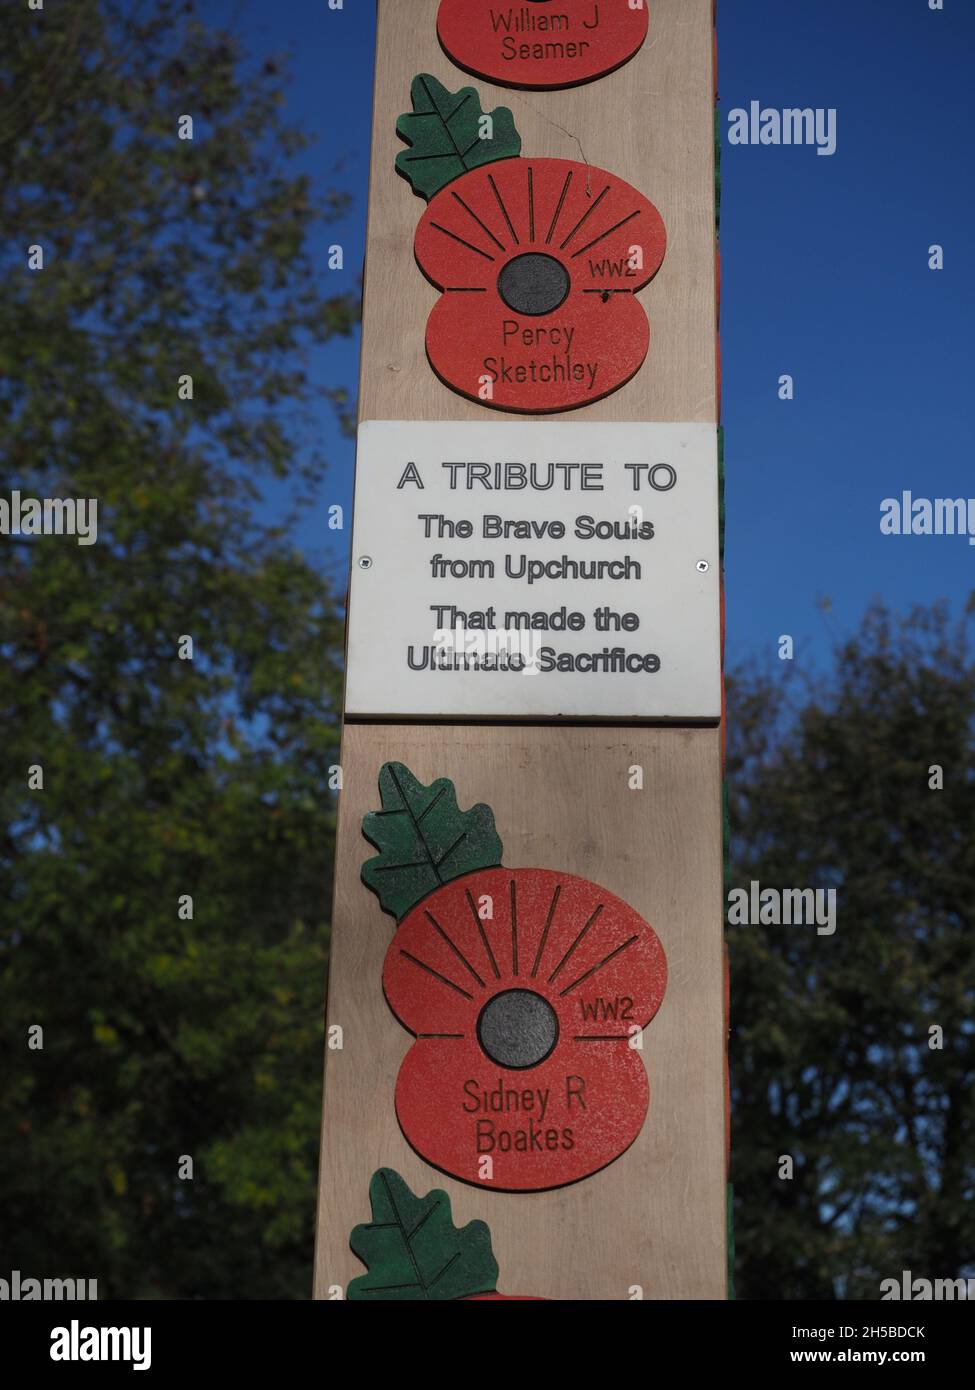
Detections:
[315, 723, 726, 1300]
[359, 0, 717, 424]
[314, 0, 725, 1301]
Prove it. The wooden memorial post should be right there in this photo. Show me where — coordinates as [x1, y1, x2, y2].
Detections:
[315, 0, 725, 1301]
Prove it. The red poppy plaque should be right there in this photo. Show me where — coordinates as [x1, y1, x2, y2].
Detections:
[362, 762, 667, 1191]
[437, 1, 649, 91]
[397, 74, 667, 413]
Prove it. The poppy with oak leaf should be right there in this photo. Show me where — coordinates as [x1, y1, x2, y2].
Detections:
[361, 763, 667, 1192]
[396, 75, 666, 413]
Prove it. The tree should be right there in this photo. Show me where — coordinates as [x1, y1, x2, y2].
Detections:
[0, 0, 355, 1297]
[728, 600, 975, 1299]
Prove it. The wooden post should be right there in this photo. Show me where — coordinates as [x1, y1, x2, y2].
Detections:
[315, 0, 724, 1301]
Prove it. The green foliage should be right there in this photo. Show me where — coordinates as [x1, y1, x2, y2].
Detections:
[348, 1168, 498, 1301]
[361, 762, 503, 922]
[0, 0, 356, 1297]
[728, 601, 975, 1299]
[395, 73, 521, 201]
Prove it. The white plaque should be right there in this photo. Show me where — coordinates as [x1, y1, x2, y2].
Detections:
[345, 421, 721, 721]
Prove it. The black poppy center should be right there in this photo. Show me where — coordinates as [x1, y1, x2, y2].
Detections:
[476, 988, 559, 1070]
[497, 253, 570, 317]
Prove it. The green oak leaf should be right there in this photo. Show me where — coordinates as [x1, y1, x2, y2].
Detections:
[348, 1168, 498, 1301]
[395, 72, 521, 201]
[361, 762, 503, 922]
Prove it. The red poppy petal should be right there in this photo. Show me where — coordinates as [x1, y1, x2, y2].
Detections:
[385, 867, 666, 1034]
[425, 286, 649, 412]
[383, 921, 485, 1039]
[414, 189, 503, 292]
[415, 158, 665, 294]
[412, 159, 664, 411]
[564, 184, 666, 292]
[383, 871, 509, 1036]
[387, 866, 666, 1189]
[395, 1035, 649, 1190]
[437, 0, 648, 92]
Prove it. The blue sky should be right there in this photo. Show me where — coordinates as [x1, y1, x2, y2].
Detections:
[232, 0, 973, 673]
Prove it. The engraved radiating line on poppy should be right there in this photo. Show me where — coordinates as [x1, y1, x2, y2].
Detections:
[424, 908, 485, 988]
[545, 169, 573, 245]
[527, 166, 535, 242]
[531, 883, 562, 978]
[509, 878, 518, 976]
[559, 933, 639, 997]
[429, 221, 496, 261]
[488, 172, 519, 245]
[399, 948, 473, 1000]
[450, 189, 507, 251]
[466, 886, 501, 979]
[417, 1032, 466, 1038]
[559, 184, 609, 250]
[571, 208, 642, 259]
[546, 903, 605, 983]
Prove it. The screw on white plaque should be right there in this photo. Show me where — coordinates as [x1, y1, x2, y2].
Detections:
[358, 557, 373, 570]
[696, 561, 710, 572]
